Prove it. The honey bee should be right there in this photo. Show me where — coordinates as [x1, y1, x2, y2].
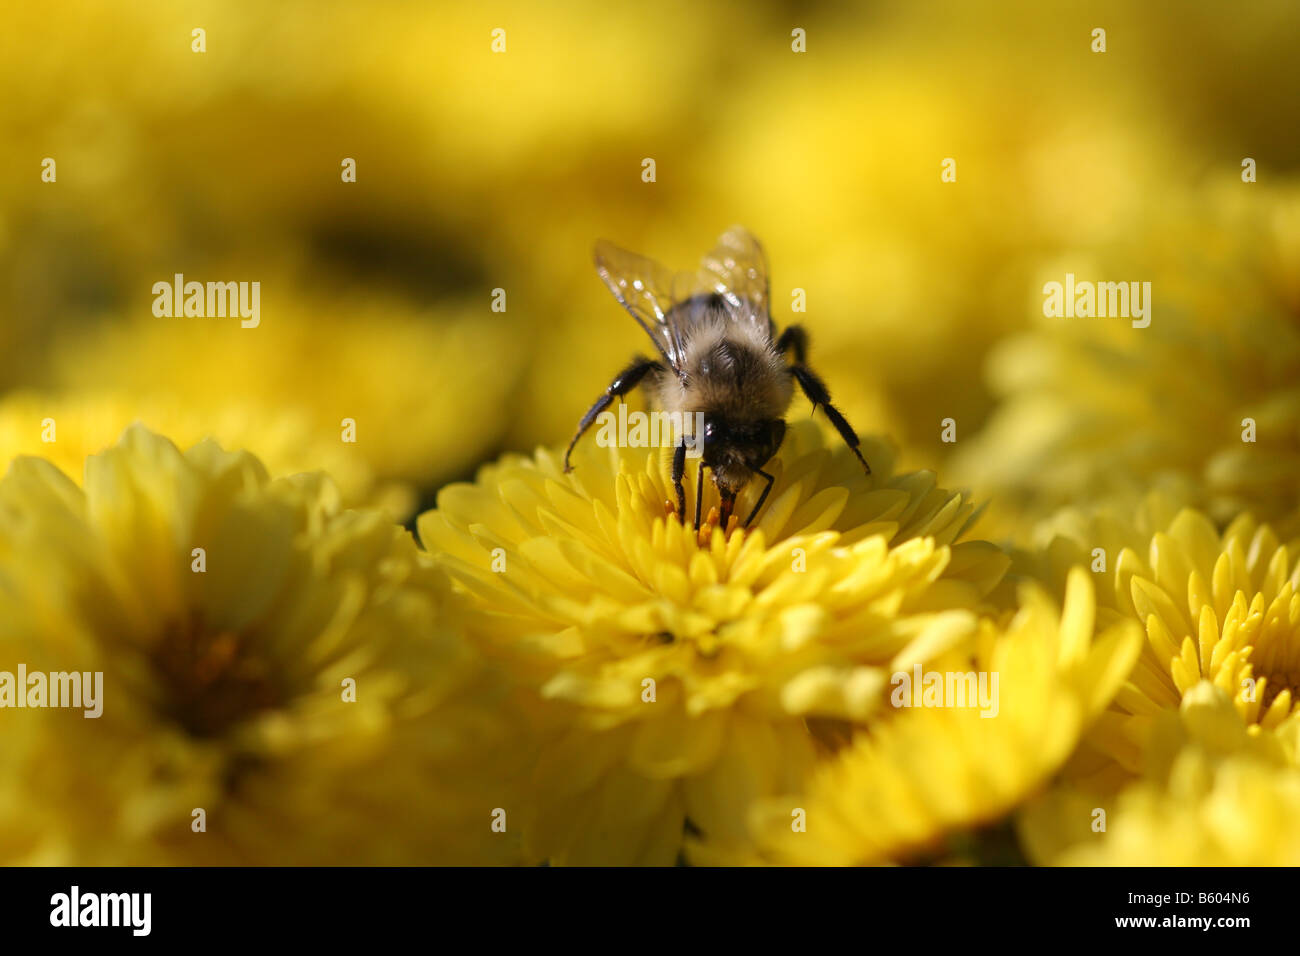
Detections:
[564, 226, 870, 532]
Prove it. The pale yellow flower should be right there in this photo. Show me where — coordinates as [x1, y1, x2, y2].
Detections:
[48, 294, 522, 499]
[1021, 682, 1300, 865]
[0, 389, 411, 516]
[725, 569, 1140, 865]
[951, 185, 1300, 541]
[419, 420, 1009, 864]
[0, 425, 526, 865]
[1016, 493, 1300, 796]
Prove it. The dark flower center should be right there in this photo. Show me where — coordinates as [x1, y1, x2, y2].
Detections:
[151, 612, 282, 738]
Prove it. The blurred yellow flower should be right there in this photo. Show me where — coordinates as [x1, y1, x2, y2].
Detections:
[720, 569, 1140, 865]
[0, 389, 412, 516]
[0, 425, 525, 865]
[952, 185, 1300, 540]
[1021, 683, 1300, 865]
[46, 293, 522, 501]
[1019, 494, 1300, 791]
[419, 420, 1009, 864]
[4, 0, 1300, 870]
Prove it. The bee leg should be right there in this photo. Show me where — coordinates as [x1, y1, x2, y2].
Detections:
[563, 356, 663, 472]
[775, 325, 808, 364]
[672, 439, 687, 522]
[790, 364, 871, 474]
[743, 468, 775, 527]
[693, 459, 706, 532]
[718, 489, 736, 530]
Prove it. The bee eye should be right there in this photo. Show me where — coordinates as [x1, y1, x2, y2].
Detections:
[751, 419, 786, 467]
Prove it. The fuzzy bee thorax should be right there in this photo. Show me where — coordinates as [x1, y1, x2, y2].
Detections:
[653, 322, 793, 423]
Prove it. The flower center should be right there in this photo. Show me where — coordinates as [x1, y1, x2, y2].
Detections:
[151, 612, 282, 738]
[1257, 664, 1300, 716]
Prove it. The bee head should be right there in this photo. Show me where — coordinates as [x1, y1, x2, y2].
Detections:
[701, 416, 786, 490]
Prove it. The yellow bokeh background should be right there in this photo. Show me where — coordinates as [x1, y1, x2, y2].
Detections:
[4, 0, 1300, 870]
[2, 0, 1298, 524]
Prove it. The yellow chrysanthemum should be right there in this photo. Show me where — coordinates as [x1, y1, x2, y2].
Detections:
[1019, 493, 1300, 786]
[1021, 682, 1300, 865]
[418, 420, 1009, 864]
[0, 425, 524, 865]
[0, 389, 412, 517]
[41, 294, 522, 504]
[721, 569, 1140, 865]
[951, 184, 1300, 541]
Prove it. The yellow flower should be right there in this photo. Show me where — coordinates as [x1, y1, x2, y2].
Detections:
[0, 389, 412, 517]
[723, 569, 1140, 865]
[419, 420, 1009, 864]
[951, 184, 1300, 541]
[1021, 682, 1300, 865]
[0, 425, 524, 865]
[47, 293, 523, 501]
[1020, 494, 1300, 784]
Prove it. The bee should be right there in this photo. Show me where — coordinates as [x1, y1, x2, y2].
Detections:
[563, 226, 870, 532]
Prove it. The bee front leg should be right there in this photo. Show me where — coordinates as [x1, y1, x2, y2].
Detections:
[694, 459, 706, 532]
[671, 439, 687, 522]
[790, 364, 871, 475]
[564, 356, 662, 472]
[743, 468, 775, 528]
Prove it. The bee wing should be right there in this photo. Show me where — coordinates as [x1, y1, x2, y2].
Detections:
[696, 225, 772, 334]
[593, 239, 695, 368]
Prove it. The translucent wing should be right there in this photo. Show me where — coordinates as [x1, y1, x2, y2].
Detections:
[593, 240, 695, 368]
[696, 225, 772, 334]
[594, 227, 773, 371]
